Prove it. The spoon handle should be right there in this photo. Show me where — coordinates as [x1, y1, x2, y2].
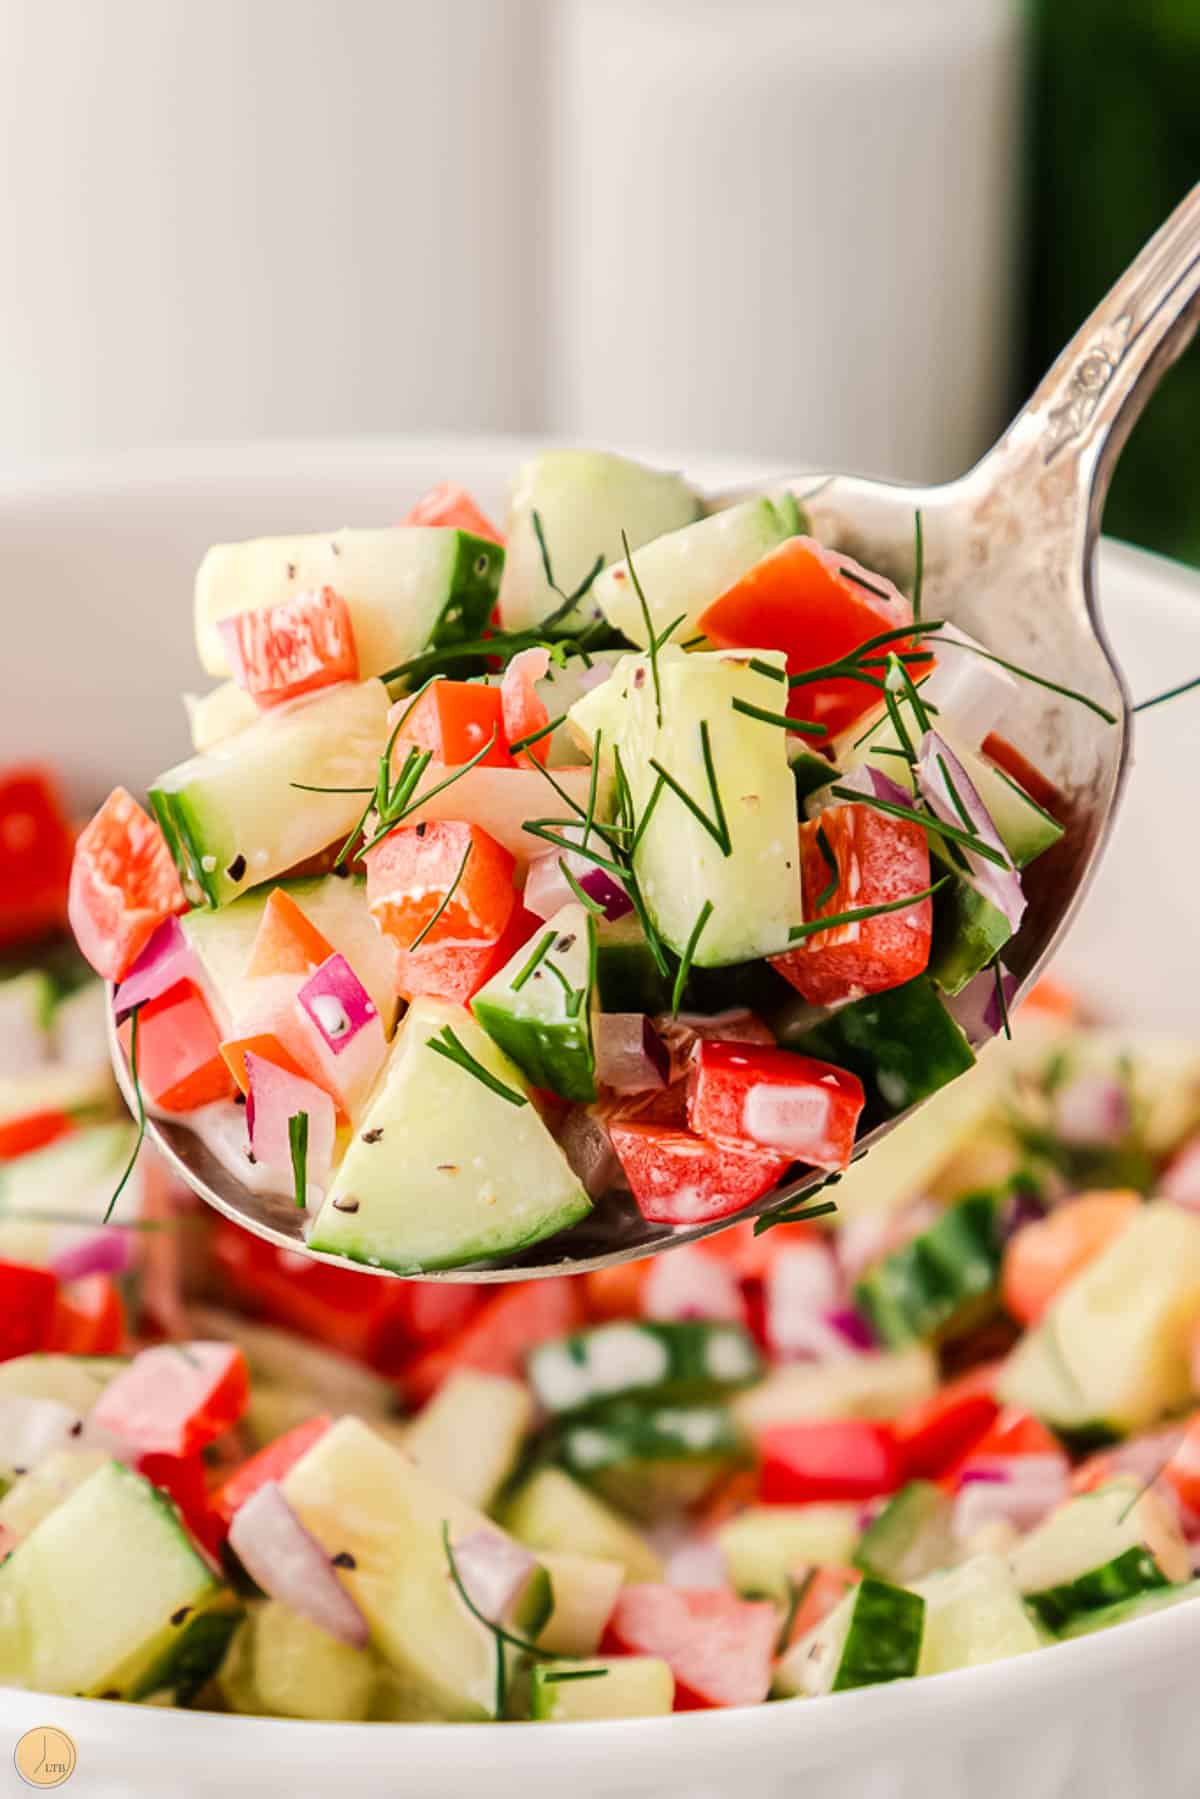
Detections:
[1005, 182, 1200, 521]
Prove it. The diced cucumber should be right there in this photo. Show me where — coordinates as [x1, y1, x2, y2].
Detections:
[472, 904, 597, 1103]
[854, 1189, 1003, 1348]
[0, 1063, 115, 1132]
[0, 1449, 112, 1543]
[855, 1482, 955, 1585]
[485, 653, 618, 769]
[404, 1371, 534, 1513]
[527, 1320, 762, 1416]
[998, 1201, 1200, 1436]
[150, 679, 390, 909]
[928, 877, 1013, 997]
[592, 496, 801, 647]
[498, 449, 700, 634]
[530, 1656, 674, 1722]
[677, 954, 794, 1020]
[718, 1505, 862, 1601]
[1010, 1478, 1189, 1630]
[129, 1595, 244, 1705]
[0, 1123, 139, 1268]
[734, 1346, 937, 1433]
[503, 1468, 663, 1582]
[0, 1461, 224, 1697]
[570, 648, 801, 964]
[774, 1575, 924, 1697]
[185, 681, 261, 753]
[555, 1399, 748, 1522]
[191, 1308, 397, 1424]
[195, 527, 504, 679]
[912, 1553, 1043, 1674]
[792, 749, 838, 804]
[220, 1599, 375, 1721]
[0, 1354, 124, 1411]
[309, 997, 590, 1272]
[535, 1553, 625, 1657]
[594, 914, 672, 1015]
[784, 975, 975, 1118]
[282, 1417, 550, 1722]
[1058, 1578, 1200, 1639]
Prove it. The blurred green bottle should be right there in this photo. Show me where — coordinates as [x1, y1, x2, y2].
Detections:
[1025, 0, 1200, 564]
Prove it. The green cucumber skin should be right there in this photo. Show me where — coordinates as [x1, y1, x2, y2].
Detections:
[148, 787, 217, 909]
[312, 1189, 591, 1276]
[679, 956, 793, 1020]
[127, 1601, 244, 1704]
[527, 1321, 763, 1417]
[791, 975, 976, 1120]
[791, 750, 837, 804]
[854, 1481, 953, 1585]
[854, 1190, 1002, 1349]
[1027, 1548, 1172, 1633]
[556, 1400, 749, 1522]
[1058, 1578, 1200, 1640]
[594, 921, 672, 1016]
[471, 998, 596, 1104]
[928, 878, 1013, 998]
[833, 1577, 925, 1691]
[432, 532, 506, 648]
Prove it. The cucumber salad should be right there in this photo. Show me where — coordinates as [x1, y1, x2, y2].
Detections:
[3, 942, 1200, 1719]
[64, 450, 1086, 1271]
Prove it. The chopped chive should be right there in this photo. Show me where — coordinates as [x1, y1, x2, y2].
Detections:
[753, 1195, 840, 1236]
[933, 637, 1118, 725]
[936, 753, 982, 838]
[653, 612, 689, 652]
[427, 1027, 529, 1107]
[512, 928, 558, 992]
[813, 824, 840, 910]
[731, 698, 827, 736]
[786, 877, 947, 941]
[887, 651, 932, 736]
[912, 509, 924, 620]
[629, 774, 665, 856]
[407, 840, 474, 952]
[523, 820, 626, 878]
[557, 859, 607, 915]
[671, 898, 714, 1015]
[288, 1111, 309, 1210]
[992, 958, 1013, 1042]
[839, 566, 892, 604]
[361, 728, 500, 854]
[510, 713, 567, 756]
[622, 529, 663, 728]
[748, 656, 788, 683]
[532, 509, 606, 626]
[105, 1007, 146, 1224]
[648, 726, 731, 858]
[580, 727, 604, 851]
[540, 1668, 610, 1684]
[1133, 673, 1200, 714]
[679, 634, 707, 651]
[777, 1569, 816, 1654]
[828, 784, 1010, 868]
[544, 956, 578, 1006]
[882, 685, 917, 765]
[289, 782, 374, 795]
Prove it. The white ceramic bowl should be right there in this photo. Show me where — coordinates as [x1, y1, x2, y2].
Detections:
[1, 439, 1199, 1798]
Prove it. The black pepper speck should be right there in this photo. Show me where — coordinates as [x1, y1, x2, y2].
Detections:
[170, 1606, 192, 1627]
[331, 1551, 356, 1569]
[332, 1195, 360, 1213]
[226, 854, 247, 883]
[362, 1128, 384, 1144]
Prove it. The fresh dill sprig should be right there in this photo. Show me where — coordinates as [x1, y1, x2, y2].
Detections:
[441, 1523, 592, 1719]
[671, 899, 714, 1016]
[511, 928, 558, 993]
[787, 621, 935, 691]
[106, 1006, 146, 1223]
[1133, 673, 1200, 714]
[730, 698, 827, 736]
[786, 878, 947, 942]
[839, 565, 893, 605]
[649, 721, 731, 857]
[426, 1026, 528, 1107]
[509, 713, 566, 757]
[828, 784, 1010, 868]
[557, 859, 607, 915]
[408, 840, 474, 951]
[752, 1186, 841, 1236]
[931, 636, 1118, 725]
[622, 529, 664, 728]
[912, 510, 924, 620]
[813, 824, 840, 910]
[887, 651, 933, 737]
[653, 612, 689, 652]
[992, 958, 1013, 1042]
[532, 507, 605, 627]
[749, 656, 788, 683]
[539, 1668, 610, 1684]
[288, 1111, 309, 1209]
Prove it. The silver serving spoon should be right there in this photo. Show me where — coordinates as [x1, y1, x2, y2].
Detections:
[111, 185, 1200, 1282]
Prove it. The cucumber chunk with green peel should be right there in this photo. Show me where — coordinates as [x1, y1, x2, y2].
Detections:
[774, 1575, 924, 1697]
[129, 1595, 244, 1705]
[1010, 1478, 1189, 1631]
[928, 878, 1014, 997]
[855, 1482, 956, 1585]
[0, 1354, 124, 1411]
[309, 997, 590, 1272]
[527, 1320, 762, 1416]
[195, 527, 504, 680]
[569, 648, 802, 965]
[282, 1417, 551, 1722]
[0, 1461, 225, 1697]
[498, 449, 700, 634]
[472, 904, 597, 1103]
[792, 749, 839, 804]
[185, 681, 261, 753]
[998, 1202, 1200, 1436]
[403, 1371, 534, 1512]
[0, 1449, 112, 1543]
[1058, 1578, 1200, 1639]
[785, 975, 976, 1119]
[555, 1399, 749, 1522]
[530, 1656, 675, 1722]
[150, 678, 390, 909]
[913, 1553, 1043, 1674]
[592, 496, 803, 647]
[734, 1346, 937, 1433]
[854, 1189, 1003, 1348]
[535, 1553, 625, 1657]
[502, 1468, 663, 1583]
[594, 914, 672, 1015]
[220, 1599, 375, 1721]
[718, 1505, 862, 1601]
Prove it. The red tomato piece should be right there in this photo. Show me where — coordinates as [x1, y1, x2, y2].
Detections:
[769, 805, 933, 1007]
[366, 819, 516, 953]
[0, 1108, 75, 1163]
[91, 1341, 250, 1458]
[610, 1117, 791, 1228]
[246, 889, 335, 979]
[584, 1261, 651, 1321]
[697, 536, 930, 739]
[687, 1040, 865, 1171]
[0, 1261, 58, 1360]
[45, 1275, 126, 1356]
[1165, 1414, 1200, 1513]
[138, 1451, 224, 1555]
[212, 1414, 333, 1527]
[758, 1420, 903, 1504]
[401, 481, 504, 546]
[0, 766, 74, 949]
[500, 648, 552, 765]
[603, 1586, 777, 1710]
[392, 683, 514, 770]
[893, 1363, 1002, 1479]
[940, 1406, 1065, 1490]
[399, 1277, 584, 1406]
[69, 788, 186, 981]
[124, 979, 236, 1113]
[219, 587, 358, 708]
[980, 733, 1062, 817]
[392, 900, 540, 1006]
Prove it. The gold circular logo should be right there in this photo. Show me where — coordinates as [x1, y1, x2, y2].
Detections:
[13, 1728, 76, 1788]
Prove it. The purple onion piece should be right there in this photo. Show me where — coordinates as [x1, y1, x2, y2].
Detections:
[228, 1481, 370, 1648]
[298, 953, 378, 1055]
[559, 1107, 620, 1198]
[50, 1230, 134, 1282]
[825, 1305, 877, 1352]
[595, 1014, 669, 1094]
[916, 731, 1026, 932]
[113, 917, 197, 1021]
[451, 1529, 539, 1624]
[579, 864, 633, 922]
[1163, 1136, 1200, 1211]
[945, 964, 1019, 1048]
[1053, 1072, 1132, 1148]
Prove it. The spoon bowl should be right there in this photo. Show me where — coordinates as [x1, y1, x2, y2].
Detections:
[110, 185, 1200, 1279]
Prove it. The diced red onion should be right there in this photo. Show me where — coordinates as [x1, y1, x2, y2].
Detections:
[1053, 1072, 1131, 1148]
[825, 1306, 877, 1352]
[595, 1014, 669, 1094]
[574, 658, 616, 695]
[658, 1011, 774, 1082]
[0, 1397, 84, 1472]
[245, 1053, 337, 1199]
[946, 964, 1019, 1047]
[298, 953, 378, 1055]
[951, 1454, 1069, 1538]
[766, 1243, 846, 1361]
[228, 1481, 369, 1648]
[642, 1244, 746, 1325]
[999, 1182, 1047, 1244]
[113, 917, 198, 1021]
[524, 848, 631, 924]
[50, 1230, 134, 1282]
[917, 731, 1026, 932]
[451, 1528, 540, 1625]
[1163, 1136, 1200, 1212]
[559, 1106, 621, 1199]
[835, 765, 913, 811]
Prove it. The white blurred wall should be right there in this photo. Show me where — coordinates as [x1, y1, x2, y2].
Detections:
[0, 0, 1024, 481]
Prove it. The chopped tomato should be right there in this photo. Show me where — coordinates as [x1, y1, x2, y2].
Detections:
[941, 1406, 1065, 1490]
[603, 1586, 777, 1709]
[500, 649, 552, 765]
[1001, 1190, 1139, 1327]
[770, 805, 933, 1006]
[758, 1420, 903, 1504]
[0, 766, 74, 948]
[219, 587, 358, 708]
[391, 683, 514, 770]
[247, 889, 335, 979]
[392, 899, 540, 1007]
[0, 1108, 75, 1163]
[45, 1275, 126, 1355]
[138, 1451, 224, 1554]
[212, 1414, 333, 1526]
[893, 1363, 1002, 1479]
[401, 481, 504, 546]
[122, 979, 235, 1113]
[366, 819, 516, 953]
[783, 1566, 861, 1649]
[398, 1277, 584, 1406]
[1165, 1414, 1200, 1513]
[584, 1261, 651, 1321]
[392, 1283, 483, 1347]
[0, 1261, 58, 1360]
[610, 1115, 791, 1227]
[697, 536, 929, 739]
[219, 1032, 325, 1100]
[69, 788, 186, 981]
[687, 1041, 864, 1171]
[91, 1342, 250, 1457]
[980, 733, 1062, 817]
